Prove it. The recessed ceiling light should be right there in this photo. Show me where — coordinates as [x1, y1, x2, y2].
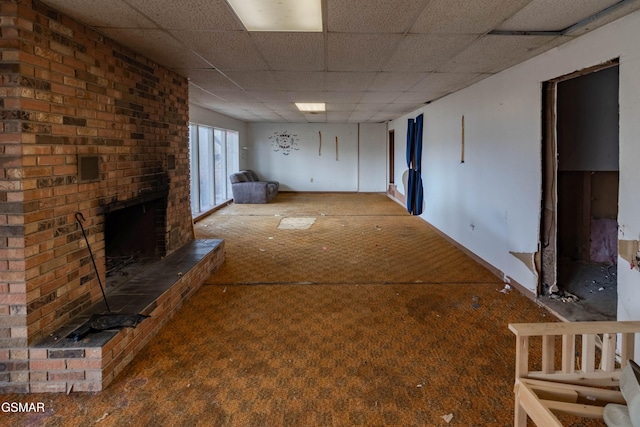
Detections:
[295, 102, 325, 112]
[226, 0, 322, 32]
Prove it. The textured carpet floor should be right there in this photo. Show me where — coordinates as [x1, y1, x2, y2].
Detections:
[3, 193, 599, 426]
[199, 193, 498, 286]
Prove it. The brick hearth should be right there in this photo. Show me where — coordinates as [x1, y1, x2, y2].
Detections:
[30, 240, 224, 393]
[0, 0, 210, 393]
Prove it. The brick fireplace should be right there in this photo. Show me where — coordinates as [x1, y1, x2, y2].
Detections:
[0, 0, 222, 393]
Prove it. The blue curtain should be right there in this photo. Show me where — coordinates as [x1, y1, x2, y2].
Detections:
[406, 114, 424, 215]
[405, 118, 415, 214]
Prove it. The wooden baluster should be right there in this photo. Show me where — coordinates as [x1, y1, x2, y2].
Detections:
[582, 334, 596, 373]
[542, 334, 555, 374]
[601, 333, 616, 372]
[516, 335, 529, 379]
[562, 334, 575, 373]
[620, 332, 636, 368]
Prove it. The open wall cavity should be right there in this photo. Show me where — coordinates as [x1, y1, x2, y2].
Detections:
[541, 62, 620, 320]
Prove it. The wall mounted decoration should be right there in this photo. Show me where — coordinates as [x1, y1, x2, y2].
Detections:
[318, 131, 322, 156]
[335, 136, 339, 161]
[269, 131, 300, 155]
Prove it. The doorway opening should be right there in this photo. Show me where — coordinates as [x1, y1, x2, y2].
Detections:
[540, 61, 619, 321]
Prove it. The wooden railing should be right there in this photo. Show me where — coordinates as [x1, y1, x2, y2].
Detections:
[509, 321, 640, 426]
[510, 321, 640, 386]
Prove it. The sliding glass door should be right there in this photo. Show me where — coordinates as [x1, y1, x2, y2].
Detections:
[189, 123, 239, 216]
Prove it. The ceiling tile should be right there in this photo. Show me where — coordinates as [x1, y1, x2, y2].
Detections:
[383, 34, 478, 72]
[229, 103, 273, 114]
[172, 31, 269, 71]
[325, 72, 376, 92]
[289, 91, 326, 103]
[189, 85, 225, 105]
[496, 0, 620, 32]
[396, 91, 444, 104]
[368, 72, 427, 91]
[251, 33, 325, 71]
[203, 102, 246, 112]
[224, 71, 282, 91]
[250, 91, 293, 103]
[256, 112, 285, 121]
[124, 0, 242, 31]
[438, 34, 557, 73]
[348, 112, 375, 121]
[99, 29, 208, 70]
[327, 112, 353, 122]
[411, 0, 532, 34]
[42, 0, 155, 28]
[273, 72, 325, 91]
[209, 91, 259, 103]
[277, 111, 307, 121]
[371, 111, 400, 120]
[268, 102, 302, 112]
[410, 72, 489, 93]
[326, 103, 357, 112]
[324, 92, 364, 103]
[304, 113, 328, 123]
[327, 33, 402, 72]
[381, 103, 423, 114]
[40, 0, 640, 124]
[358, 92, 403, 104]
[185, 69, 241, 92]
[354, 103, 384, 112]
[233, 111, 263, 121]
[328, 0, 429, 33]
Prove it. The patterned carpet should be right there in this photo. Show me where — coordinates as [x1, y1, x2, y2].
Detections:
[4, 193, 598, 426]
[200, 193, 498, 286]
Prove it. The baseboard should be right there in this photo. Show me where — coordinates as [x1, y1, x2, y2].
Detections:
[423, 221, 539, 301]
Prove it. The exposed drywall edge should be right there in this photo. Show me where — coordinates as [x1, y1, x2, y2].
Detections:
[510, 251, 537, 275]
[619, 239, 640, 269]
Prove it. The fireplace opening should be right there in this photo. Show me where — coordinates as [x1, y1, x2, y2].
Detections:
[104, 197, 167, 289]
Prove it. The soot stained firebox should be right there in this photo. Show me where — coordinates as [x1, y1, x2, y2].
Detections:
[103, 195, 168, 288]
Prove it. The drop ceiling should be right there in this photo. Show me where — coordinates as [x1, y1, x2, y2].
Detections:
[41, 0, 640, 123]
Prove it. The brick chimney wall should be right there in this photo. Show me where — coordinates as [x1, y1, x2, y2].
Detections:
[0, 0, 192, 392]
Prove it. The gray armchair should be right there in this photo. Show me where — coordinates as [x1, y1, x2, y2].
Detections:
[229, 170, 279, 204]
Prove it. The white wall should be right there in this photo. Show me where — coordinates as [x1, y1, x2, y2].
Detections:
[189, 104, 249, 170]
[247, 122, 387, 192]
[389, 10, 640, 321]
[359, 123, 388, 192]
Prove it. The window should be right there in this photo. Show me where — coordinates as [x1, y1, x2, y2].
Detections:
[189, 123, 239, 216]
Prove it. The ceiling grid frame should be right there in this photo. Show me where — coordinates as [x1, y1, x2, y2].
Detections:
[39, 0, 640, 123]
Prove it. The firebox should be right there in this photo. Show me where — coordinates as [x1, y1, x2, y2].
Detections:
[103, 196, 168, 286]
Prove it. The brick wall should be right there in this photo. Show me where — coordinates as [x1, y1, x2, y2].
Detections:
[0, 0, 193, 392]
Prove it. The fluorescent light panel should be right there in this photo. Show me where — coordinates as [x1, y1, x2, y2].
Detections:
[227, 0, 322, 32]
[295, 102, 325, 112]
